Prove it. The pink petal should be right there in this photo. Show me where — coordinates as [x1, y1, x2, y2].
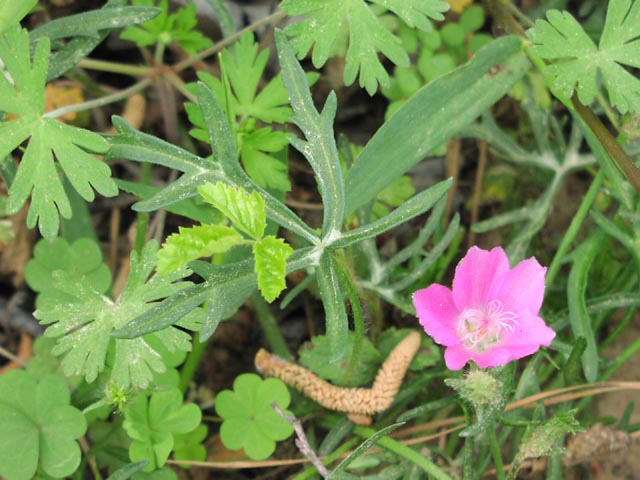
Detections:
[489, 257, 547, 315]
[452, 246, 510, 311]
[469, 347, 517, 369]
[443, 345, 473, 370]
[413, 284, 460, 346]
[501, 310, 556, 349]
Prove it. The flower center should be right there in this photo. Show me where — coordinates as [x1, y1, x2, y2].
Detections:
[456, 300, 518, 352]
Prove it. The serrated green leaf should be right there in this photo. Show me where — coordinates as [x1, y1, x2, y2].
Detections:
[281, 0, 446, 94]
[0, 26, 117, 238]
[0, 370, 86, 480]
[240, 127, 291, 192]
[253, 235, 293, 302]
[35, 241, 196, 389]
[157, 224, 245, 274]
[198, 182, 266, 239]
[528, 0, 640, 113]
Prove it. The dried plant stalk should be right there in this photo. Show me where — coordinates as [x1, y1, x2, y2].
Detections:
[255, 331, 421, 425]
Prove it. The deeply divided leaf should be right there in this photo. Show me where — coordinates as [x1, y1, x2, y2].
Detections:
[528, 0, 640, 113]
[0, 26, 117, 238]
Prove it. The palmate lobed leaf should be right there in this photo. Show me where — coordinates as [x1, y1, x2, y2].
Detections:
[0, 26, 117, 238]
[528, 0, 640, 113]
[280, 0, 448, 94]
[35, 241, 197, 389]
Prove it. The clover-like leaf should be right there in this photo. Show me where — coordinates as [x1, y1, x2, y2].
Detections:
[198, 182, 266, 239]
[172, 424, 208, 463]
[26, 237, 112, 305]
[0, 370, 87, 480]
[123, 387, 202, 471]
[34, 241, 197, 389]
[280, 0, 448, 94]
[157, 224, 245, 274]
[528, 0, 640, 113]
[0, 26, 118, 238]
[253, 235, 294, 302]
[216, 373, 294, 460]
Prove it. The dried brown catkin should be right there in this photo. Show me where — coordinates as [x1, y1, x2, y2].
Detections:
[255, 331, 421, 422]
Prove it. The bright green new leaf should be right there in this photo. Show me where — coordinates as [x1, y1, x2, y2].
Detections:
[528, 0, 640, 113]
[34, 241, 197, 389]
[120, 0, 212, 53]
[0, 0, 36, 34]
[216, 373, 294, 460]
[198, 182, 266, 239]
[157, 224, 245, 274]
[253, 235, 294, 302]
[123, 387, 202, 471]
[0, 26, 117, 238]
[0, 370, 87, 480]
[280, 0, 448, 94]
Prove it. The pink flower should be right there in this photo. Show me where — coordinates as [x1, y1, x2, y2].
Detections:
[413, 246, 555, 370]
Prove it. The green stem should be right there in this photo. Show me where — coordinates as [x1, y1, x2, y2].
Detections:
[44, 78, 152, 119]
[77, 58, 152, 76]
[333, 253, 365, 386]
[173, 10, 288, 73]
[352, 425, 453, 480]
[571, 94, 640, 194]
[252, 292, 292, 360]
[488, 429, 506, 480]
[179, 332, 208, 394]
[546, 169, 604, 288]
[134, 162, 151, 254]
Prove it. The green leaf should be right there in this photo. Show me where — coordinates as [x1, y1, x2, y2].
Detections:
[157, 224, 245, 274]
[567, 233, 603, 382]
[240, 127, 291, 192]
[30, 6, 160, 42]
[26, 237, 112, 304]
[345, 35, 529, 212]
[120, 0, 212, 54]
[528, 0, 640, 113]
[276, 31, 345, 235]
[0, 26, 117, 238]
[109, 116, 318, 244]
[0, 370, 87, 480]
[123, 387, 202, 471]
[299, 332, 382, 387]
[106, 461, 149, 480]
[253, 235, 294, 302]
[316, 254, 349, 361]
[0, 0, 36, 35]
[216, 374, 294, 460]
[198, 182, 266, 239]
[280, 0, 448, 94]
[35, 241, 197, 389]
